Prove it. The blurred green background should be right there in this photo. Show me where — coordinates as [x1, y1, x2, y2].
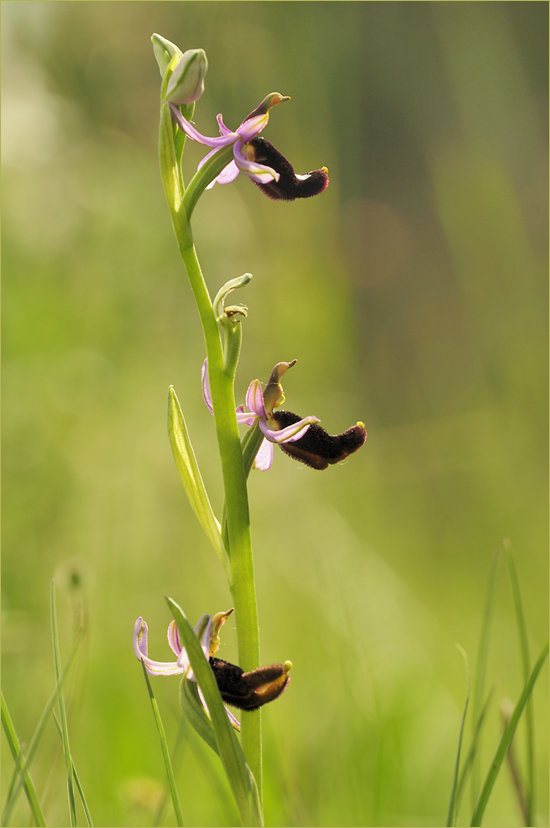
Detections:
[2, 2, 548, 826]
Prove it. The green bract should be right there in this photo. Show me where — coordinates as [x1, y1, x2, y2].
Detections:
[151, 33, 183, 76]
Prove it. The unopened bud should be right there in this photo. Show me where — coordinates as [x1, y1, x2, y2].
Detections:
[166, 49, 208, 104]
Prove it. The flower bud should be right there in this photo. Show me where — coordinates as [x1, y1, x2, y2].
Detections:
[166, 49, 208, 105]
[151, 34, 183, 77]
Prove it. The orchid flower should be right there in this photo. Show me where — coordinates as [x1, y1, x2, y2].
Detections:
[133, 610, 241, 729]
[134, 610, 291, 720]
[202, 359, 320, 471]
[202, 359, 367, 470]
[168, 94, 329, 199]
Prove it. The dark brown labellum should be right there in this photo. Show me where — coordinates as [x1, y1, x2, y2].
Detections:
[248, 137, 329, 201]
[273, 410, 366, 470]
[210, 657, 291, 711]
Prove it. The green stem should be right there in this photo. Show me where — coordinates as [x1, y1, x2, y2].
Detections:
[159, 111, 262, 807]
[177, 240, 262, 800]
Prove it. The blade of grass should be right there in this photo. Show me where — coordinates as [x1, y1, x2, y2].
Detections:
[2, 629, 83, 826]
[505, 540, 534, 824]
[446, 645, 470, 826]
[470, 640, 548, 826]
[50, 580, 77, 826]
[140, 661, 185, 827]
[165, 597, 263, 827]
[152, 714, 188, 828]
[470, 551, 500, 808]
[51, 711, 93, 827]
[1, 694, 47, 827]
[455, 682, 497, 816]
[500, 698, 528, 825]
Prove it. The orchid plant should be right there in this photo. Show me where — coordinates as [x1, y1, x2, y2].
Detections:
[134, 34, 366, 826]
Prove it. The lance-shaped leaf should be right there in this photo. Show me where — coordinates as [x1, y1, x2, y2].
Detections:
[166, 597, 263, 827]
[168, 387, 230, 579]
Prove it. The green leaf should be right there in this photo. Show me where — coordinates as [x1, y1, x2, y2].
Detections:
[470, 640, 548, 826]
[167, 386, 230, 579]
[1, 694, 46, 827]
[165, 598, 263, 827]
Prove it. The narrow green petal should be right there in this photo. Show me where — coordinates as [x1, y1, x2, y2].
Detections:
[167, 387, 230, 579]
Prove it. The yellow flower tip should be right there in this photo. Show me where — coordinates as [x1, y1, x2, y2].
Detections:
[212, 608, 234, 625]
[357, 421, 365, 429]
[269, 93, 291, 108]
[283, 660, 293, 673]
[251, 93, 291, 119]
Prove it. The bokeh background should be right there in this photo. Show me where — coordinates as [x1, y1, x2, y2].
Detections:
[2, 2, 548, 826]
